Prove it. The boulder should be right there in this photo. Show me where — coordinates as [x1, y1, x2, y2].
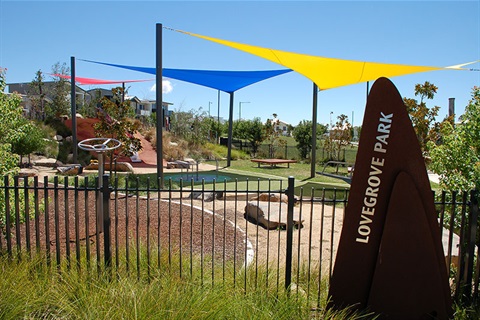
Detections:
[244, 202, 303, 230]
[57, 164, 83, 176]
[189, 191, 224, 202]
[84, 162, 134, 173]
[250, 192, 298, 205]
[33, 157, 63, 168]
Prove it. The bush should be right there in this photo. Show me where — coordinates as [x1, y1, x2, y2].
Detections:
[45, 118, 72, 138]
[38, 139, 59, 159]
[142, 127, 156, 142]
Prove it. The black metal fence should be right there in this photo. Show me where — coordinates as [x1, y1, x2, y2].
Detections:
[223, 138, 352, 162]
[0, 174, 479, 306]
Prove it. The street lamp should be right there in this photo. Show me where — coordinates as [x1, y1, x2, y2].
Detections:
[208, 101, 212, 117]
[239, 101, 250, 120]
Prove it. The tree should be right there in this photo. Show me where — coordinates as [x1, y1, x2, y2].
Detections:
[292, 120, 328, 160]
[0, 70, 44, 166]
[45, 62, 70, 119]
[28, 70, 47, 121]
[324, 114, 352, 161]
[80, 88, 102, 118]
[0, 69, 21, 175]
[204, 116, 221, 142]
[0, 69, 37, 234]
[9, 119, 45, 166]
[93, 87, 142, 173]
[428, 87, 480, 191]
[233, 118, 266, 156]
[403, 81, 441, 153]
[170, 107, 211, 148]
[263, 115, 290, 158]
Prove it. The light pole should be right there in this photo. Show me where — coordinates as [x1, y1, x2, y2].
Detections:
[208, 101, 212, 118]
[239, 101, 250, 120]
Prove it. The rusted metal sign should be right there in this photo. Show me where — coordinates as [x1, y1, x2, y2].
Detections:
[328, 77, 452, 319]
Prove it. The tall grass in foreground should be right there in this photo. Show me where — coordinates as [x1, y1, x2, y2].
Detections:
[2, 245, 476, 319]
[0, 252, 378, 319]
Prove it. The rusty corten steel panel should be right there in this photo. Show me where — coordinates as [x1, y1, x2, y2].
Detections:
[328, 77, 452, 319]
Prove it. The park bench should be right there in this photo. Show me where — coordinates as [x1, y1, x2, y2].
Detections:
[251, 158, 297, 168]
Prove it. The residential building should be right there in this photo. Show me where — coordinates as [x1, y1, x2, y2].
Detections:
[268, 118, 291, 136]
[8, 81, 88, 118]
[8, 82, 172, 128]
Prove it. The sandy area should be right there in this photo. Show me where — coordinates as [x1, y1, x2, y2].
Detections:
[19, 129, 344, 272]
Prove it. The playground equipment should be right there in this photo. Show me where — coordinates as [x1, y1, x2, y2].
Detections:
[78, 138, 122, 232]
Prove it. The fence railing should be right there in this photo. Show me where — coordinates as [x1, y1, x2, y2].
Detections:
[223, 138, 356, 163]
[0, 174, 479, 305]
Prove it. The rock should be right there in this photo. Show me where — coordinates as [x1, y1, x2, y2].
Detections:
[33, 157, 63, 168]
[84, 162, 134, 173]
[18, 169, 38, 177]
[189, 191, 203, 199]
[189, 191, 224, 202]
[244, 202, 304, 230]
[250, 192, 298, 205]
[251, 192, 288, 204]
[57, 165, 83, 176]
[54, 135, 63, 141]
[204, 192, 215, 202]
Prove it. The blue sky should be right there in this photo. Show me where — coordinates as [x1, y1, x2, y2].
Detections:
[1, 1, 479, 127]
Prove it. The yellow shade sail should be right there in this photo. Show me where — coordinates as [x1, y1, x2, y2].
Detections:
[175, 29, 474, 90]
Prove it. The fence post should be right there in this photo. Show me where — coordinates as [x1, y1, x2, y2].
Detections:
[4, 176, 12, 258]
[102, 174, 112, 269]
[285, 176, 295, 292]
[462, 189, 479, 303]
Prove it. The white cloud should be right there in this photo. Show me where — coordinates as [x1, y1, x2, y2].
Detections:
[150, 79, 173, 94]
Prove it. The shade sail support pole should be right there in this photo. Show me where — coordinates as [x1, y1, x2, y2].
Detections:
[227, 92, 234, 167]
[156, 23, 164, 185]
[70, 56, 77, 164]
[217, 90, 220, 143]
[310, 83, 318, 178]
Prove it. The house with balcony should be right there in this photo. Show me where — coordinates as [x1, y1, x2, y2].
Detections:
[8, 81, 89, 118]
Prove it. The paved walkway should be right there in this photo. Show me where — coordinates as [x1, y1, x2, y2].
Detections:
[115, 133, 218, 174]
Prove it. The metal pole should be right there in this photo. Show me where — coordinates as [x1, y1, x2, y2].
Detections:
[285, 176, 295, 292]
[227, 92, 234, 167]
[97, 152, 104, 233]
[464, 190, 479, 303]
[102, 174, 112, 270]
[70, 56, 77, 164]
[217, 90, 220, 143]
[156, 23, 164, 185]
[310, 83, 318, 178]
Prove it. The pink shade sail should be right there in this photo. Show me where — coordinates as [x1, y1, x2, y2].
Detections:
[51, 73, 154, 85]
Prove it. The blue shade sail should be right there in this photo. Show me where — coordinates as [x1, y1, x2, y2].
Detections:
[80, 59, 292, 93]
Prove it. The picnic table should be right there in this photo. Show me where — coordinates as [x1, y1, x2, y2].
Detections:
[251, 158, 297, 168]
